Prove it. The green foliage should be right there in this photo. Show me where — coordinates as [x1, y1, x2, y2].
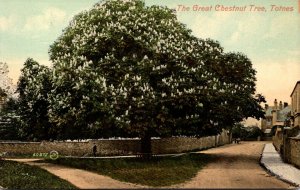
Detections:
[247, 126, 263, 138]
[0, 63, 21, 140]
[232, 123, 262, 139]
[0, 87, 7, 97]
[17, 58, 55, 140]
[0, 3, 270, 144]
[0, 98, 22, 140]
[44, 153, 213, 187]
[0, 160, 76, 189]
[49, 0, 207, 139]
[47, 0, 265, 149]
[0, 0, 267, 145]
[232, 123, 245, 138]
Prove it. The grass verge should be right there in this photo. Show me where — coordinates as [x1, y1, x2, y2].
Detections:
[43, 153, 213, 187]
[0, 160, 77, 189]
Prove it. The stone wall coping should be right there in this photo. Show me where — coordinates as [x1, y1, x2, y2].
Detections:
[0, 137, 217, 144]
[90, 139, 141, 141]
[0, 134, 224, 143]
[289, 137, 300, 140]
[0, 142, 40, 144]
[0, 139, 141, 144]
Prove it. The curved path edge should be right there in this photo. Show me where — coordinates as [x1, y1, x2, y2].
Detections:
[170, 142, 293, 189]
[260, 143, 300, 187]
[3, 142, 296, 189]
[4, 158, 146, 189]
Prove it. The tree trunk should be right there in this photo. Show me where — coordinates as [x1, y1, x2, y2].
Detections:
[141, 132, 152, 159]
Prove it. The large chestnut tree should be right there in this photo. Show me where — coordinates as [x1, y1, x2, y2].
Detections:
[48, 0, 264, 153]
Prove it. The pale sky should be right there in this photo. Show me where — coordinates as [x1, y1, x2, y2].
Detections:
[1, 0, 299, 119]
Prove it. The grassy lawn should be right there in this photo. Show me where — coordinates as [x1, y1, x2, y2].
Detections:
[43, 153, 213, 187]
[0, 160, 77, 189]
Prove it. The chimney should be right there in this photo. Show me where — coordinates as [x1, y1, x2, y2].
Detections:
[279, 101, 283, 110]
[265, 104, 269, 110]
[274, 99, 278, 110]
[284, 102, 288, 108]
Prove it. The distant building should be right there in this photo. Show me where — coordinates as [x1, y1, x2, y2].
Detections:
[261, 99, 291, 134]
[290, 81, 300, 128]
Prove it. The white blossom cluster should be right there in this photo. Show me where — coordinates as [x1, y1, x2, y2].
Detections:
[20, 61, 51, 113]
[0, 62, 16, 97]
[48, 0, 257, 131]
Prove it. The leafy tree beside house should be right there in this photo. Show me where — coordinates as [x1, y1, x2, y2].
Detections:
[48, 0, 265, 153]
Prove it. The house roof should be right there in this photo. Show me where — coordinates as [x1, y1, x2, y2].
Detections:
[265, 105, 291, 122]
[277, 106, 291, 121]
[265, 107, 273, 116]
[290, 81, 300, 97]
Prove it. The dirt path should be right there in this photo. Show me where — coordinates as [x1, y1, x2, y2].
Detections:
[7, 142, 294, 189]
[172, 141, 294, 189]
[6, 158, 146, 189]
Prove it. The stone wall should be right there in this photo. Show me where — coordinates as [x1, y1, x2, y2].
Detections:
[273, 129, 283, 152]
[152, 133, 229, 154]
[0, 131, 229, 157]
[0, 140, 140, 157]
[289, 138, 300, 168]
[272, 127, 300, 168]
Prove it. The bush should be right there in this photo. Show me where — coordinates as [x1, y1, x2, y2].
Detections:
[232, 124, 262, 139]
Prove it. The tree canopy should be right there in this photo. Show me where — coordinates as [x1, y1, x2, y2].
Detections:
[232, 123, 263, 139]
[0, 62, 15, 97]
[45, 0, 265, 152]
[0, 62, 20, 140]
[17, 58, 54, 140]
